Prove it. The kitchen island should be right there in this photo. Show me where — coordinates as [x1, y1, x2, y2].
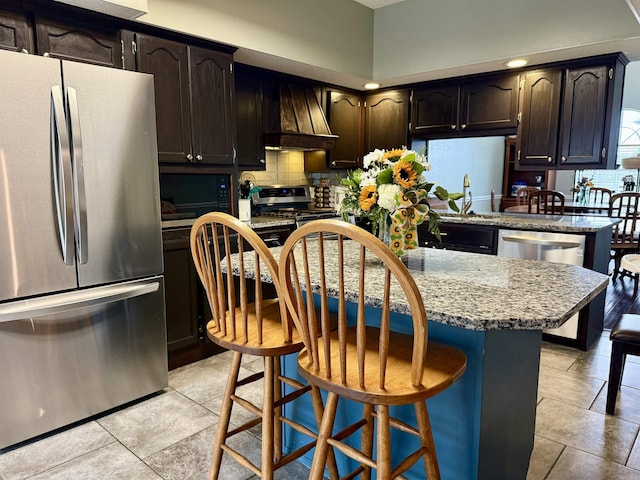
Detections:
[421, 212, 618, 350]
[229, 244, 609, 480]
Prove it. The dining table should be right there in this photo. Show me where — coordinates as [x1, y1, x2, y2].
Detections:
[504, 201, 610, 215]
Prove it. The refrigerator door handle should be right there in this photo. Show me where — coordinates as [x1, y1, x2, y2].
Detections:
[66, 86, 88, 264]
[0, 280, 160, 323]
[50, 85, 74, 266]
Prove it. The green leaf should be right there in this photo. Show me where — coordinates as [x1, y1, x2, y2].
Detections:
[448, 199, 460, 212]
[376, 168, 393, 185]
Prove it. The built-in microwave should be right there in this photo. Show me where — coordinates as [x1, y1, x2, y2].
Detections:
[159, 173, 231, 221]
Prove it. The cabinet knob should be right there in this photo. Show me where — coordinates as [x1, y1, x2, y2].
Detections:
[451, 125, 457, 130]
[186, 153, 193, 161]
[196, 154, 203, 161]
[331, 161, 336, 166]
[20, 48, 29, 54]
[260, 158, 265, 164]
[561, 156, 567, 163]
[43, 52, 50, 57]
[548, 157, 554, 163]
[460, 124, 467, 129]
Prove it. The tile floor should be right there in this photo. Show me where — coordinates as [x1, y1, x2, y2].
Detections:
[2, 333, 640, 479]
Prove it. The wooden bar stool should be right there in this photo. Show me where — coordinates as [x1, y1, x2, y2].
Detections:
[606, 313, 640, 415]
[278, 219, 467, 480]
[190, 213, 338, 480]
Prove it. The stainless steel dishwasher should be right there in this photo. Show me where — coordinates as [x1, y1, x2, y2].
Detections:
[497, 229, 586, 340]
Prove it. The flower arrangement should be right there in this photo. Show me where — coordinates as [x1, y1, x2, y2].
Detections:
[576, 176, 594, 189]
[338, 147, 462, 255]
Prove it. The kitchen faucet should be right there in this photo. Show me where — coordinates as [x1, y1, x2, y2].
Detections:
[461, 173, 472, 215]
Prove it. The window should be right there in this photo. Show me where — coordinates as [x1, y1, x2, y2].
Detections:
[574, 108, 640, 193]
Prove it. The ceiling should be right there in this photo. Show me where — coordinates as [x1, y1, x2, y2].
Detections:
[352, 0, 405, 8]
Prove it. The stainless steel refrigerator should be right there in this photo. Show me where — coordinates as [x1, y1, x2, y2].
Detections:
[0, 50, 167, 449]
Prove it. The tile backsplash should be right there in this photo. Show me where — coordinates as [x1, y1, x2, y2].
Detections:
[241, 150, 343, 186]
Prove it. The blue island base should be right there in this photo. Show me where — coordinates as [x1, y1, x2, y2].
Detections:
[281, 310, 542, 480]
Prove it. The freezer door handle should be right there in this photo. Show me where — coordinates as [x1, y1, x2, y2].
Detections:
[66, 86, 88, 264]
[0, 281, 160, 323]
[50, 86, 74, 265]
[501, 235, 582, 249]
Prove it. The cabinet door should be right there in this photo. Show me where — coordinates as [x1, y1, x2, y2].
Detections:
[327, 89, 364, 169]
[136, 34, 193, 164]
[517, 69, 562, 168]
[365, 90, 409, 151]
[460, 74, 519, 131]
[35, 17, 122, 68]
[189, 46, 235, 165]
[163, 238, 200, 352]
[410, 84, 459, 134]
[558, 65, 608, 167]
[235, 66, 265, 168]
[0, 8, 34, 53]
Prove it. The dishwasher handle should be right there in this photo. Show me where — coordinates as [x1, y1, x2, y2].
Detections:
[501, 235, 582, 249]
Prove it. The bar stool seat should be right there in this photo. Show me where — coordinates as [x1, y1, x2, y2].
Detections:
[606, 314, 640, 414]
[621, 254, 640, 296]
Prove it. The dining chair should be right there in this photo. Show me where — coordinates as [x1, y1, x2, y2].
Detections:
[608, 192, 640, 281]
[589, 187, 612, 204]
[190, 212, 338, 480]
[528, 189, 565, 215]
[278, 219, 467, 480]
[606, 312, 640, 415]
[515, 186, 540, 206]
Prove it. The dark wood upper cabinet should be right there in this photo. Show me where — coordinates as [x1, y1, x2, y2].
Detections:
[0, 8, 34, 54]
[518, 54, 626, 170]
[410, 84, 459, 135]
[136, 34, 192, 164]
[558, 66, 608, 166]
[411, 74, 519, 137]
[517, 69, 562, 168]
[365, 89, 409, 152]
[326, 89, 364, 169]
[135, 35, 234, 165]
[460, 75, 519, 131]
[235, 65, 266, 168]
[35, 17, 123, 68]
[188, 46, 234, 165]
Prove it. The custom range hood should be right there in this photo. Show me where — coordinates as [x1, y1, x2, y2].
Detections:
[264, 82, 338, 150]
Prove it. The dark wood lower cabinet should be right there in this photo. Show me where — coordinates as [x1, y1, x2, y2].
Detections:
[163, 228, 223, 370]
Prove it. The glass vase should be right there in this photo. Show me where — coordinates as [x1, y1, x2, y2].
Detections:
[578, 186, 590, 206]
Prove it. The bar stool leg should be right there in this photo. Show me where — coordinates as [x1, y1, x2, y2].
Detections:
[310, 391, 339, 480]
[606, 342, 625, 415]
[415, 400, 441, 480]
[262, 356, 275, 480]
[376, 405, 391, 480]
[361, 403, 375, 480]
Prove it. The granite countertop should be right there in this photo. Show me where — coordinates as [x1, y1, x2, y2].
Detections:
[161, 216, 295, 230]
[230, 242, 609, 332]
[438, 212, 619, 233]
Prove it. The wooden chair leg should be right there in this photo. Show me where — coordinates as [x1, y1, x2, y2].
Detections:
[273, 355, 283, 462]
[262, 356, 275, 480]
[606, 341, 625, 415]
[376, 405, 391, 480]
[361, 403, 375, 480]
[310, 391, 339, 480]
[309, 385, 340, 480]
[209, 351, 243, 480]
[415, 400, 441, 480]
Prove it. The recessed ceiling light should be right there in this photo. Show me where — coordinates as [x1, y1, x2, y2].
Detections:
[364, 82, 380, 90]
[505, 59, 528, 68]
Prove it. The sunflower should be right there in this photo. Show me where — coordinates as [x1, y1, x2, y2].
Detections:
[393, 160, 418, 189]
[358, 184, 378, 212]
[383, 148, 404, 162]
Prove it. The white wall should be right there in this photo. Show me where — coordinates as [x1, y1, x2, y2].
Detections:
[373, 0, 640, 84]
[140, 0, 374, 81]
[133, 0, 640, 89]
[412, 137, 505, 214]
